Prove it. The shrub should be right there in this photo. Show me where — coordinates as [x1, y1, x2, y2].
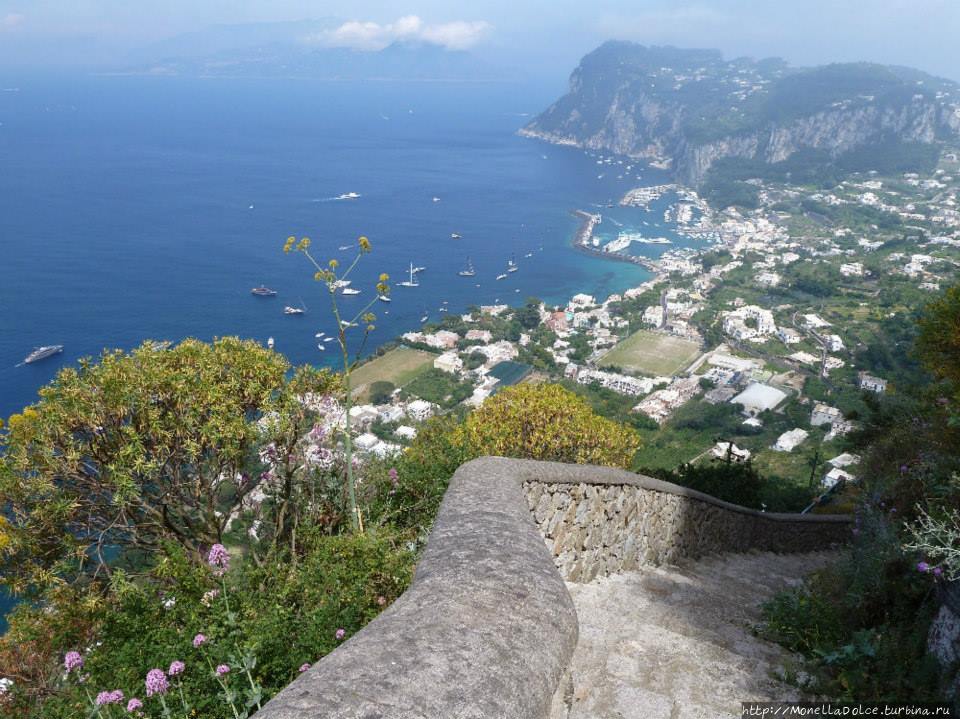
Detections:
[460, 384, 640, 468]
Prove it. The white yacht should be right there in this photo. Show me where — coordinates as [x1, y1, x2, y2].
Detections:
[398, 262, 420, 288]
[507, 255, 518, 273]
[341, 287, 361, 296]
[458, 257, 476, 277]
[267, 337, 275, 349]
[496, 273, 508, 281]
[22, 345, 63, 364]
[284, 306, 305, 315]
[377, 294, 392, 303]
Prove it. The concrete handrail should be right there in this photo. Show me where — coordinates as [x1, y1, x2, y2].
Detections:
[257, 457, 851, 718]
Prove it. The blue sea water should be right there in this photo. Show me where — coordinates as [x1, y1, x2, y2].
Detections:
[0, 73, 698, 623]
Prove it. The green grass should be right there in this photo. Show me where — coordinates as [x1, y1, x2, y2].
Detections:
[599, 329, 702, 376]
[349, 347, 436, 402]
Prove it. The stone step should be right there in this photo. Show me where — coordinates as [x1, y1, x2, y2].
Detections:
[555, 550, 834, 719]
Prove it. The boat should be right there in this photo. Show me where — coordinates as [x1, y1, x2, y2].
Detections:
[496, 273, 508, 281]
[251, 286, 277, 297]
[324, 337, 335, 343]
[420, 313, 429, 323]
[22, 345, 63, 364]
[450, 233, 461, 239]
[432, 197, 441, 203]
[438, 307, 448, 313]
[507, 255, 519, 273]
[315, 332, 326, 338]
[284, 306, 306, 315]
[458, 257, 476, 277]
[267, 337, 275, 349]
[412, 266, 426, 274]
[338, 245, 351, 251]
[340, 320, 357, 328]
[334, 192, 360, 200]
[524, 252, 533, 258]
[317, 343, 326, 351]
[341, 288, 361, 296]
[377, 294, 392, 303]
[331, 279, 352, 289]
[398, 262, 420, 288]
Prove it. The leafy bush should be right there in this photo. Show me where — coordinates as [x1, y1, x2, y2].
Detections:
[460, 384, 640, 468]
[0, 533, 413, 718]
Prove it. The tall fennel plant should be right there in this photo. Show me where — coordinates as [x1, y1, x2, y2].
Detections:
[285, 234, 390, 532]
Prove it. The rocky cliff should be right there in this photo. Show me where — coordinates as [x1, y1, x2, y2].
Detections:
[522, 42, 960, 185]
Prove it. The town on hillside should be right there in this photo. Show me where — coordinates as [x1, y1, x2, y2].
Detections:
[313, 143, 960, 508]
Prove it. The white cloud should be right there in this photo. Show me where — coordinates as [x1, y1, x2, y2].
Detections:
[1, 13, 24, 31]
[306, 15, 491, 52]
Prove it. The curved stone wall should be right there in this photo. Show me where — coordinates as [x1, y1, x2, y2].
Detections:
[257, 457, 851, 718]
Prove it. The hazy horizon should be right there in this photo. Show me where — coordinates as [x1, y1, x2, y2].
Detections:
[0, 1, 958, 83]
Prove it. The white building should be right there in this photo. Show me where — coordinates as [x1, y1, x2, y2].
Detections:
[840, 262, 864, 277]
[434, 351, 463, 374]
[711, 442, 751, 462]
[858, 372, 887, 394]
[774, 428, 809, 452]
[406, 399, 435, 422]
[822, 467, 855, 489]
[731, 383, 787, 416]
[825, 335, 845, 352]
[378, 405, 405, 423]
[810, 403, 842, 427]
[777, 327, 803, 345]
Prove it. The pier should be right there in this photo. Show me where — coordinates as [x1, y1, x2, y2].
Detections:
[570, 209, 659, 272]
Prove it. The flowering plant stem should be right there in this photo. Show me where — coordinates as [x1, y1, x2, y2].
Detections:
[290, 237, 389, 534]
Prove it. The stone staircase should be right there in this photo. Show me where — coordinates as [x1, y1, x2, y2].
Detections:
[553, 550, 835, 719]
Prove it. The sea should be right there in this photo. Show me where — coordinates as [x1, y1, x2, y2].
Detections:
[0, 73, 701, 623]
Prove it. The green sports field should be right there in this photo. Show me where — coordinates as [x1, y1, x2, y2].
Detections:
[599, 330, 701, 377]
[349, 347, 436, 401]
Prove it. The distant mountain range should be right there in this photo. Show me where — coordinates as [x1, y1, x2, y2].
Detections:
[115, 20, 507, 81]
[521, 42, 960, 185]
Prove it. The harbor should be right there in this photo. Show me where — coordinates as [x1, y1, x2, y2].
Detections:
[571, 209, 659, 271]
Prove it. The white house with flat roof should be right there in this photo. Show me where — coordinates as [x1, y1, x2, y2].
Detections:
[731, 383, 787, 416]
[774, 428, 809, 452]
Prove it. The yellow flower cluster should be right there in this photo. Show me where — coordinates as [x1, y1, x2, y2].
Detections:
[358, 236, 372, 253]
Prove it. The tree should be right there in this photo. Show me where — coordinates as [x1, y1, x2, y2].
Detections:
[0, 338, 334, 595]
[459, 384, 640, 468]
[916, 283, 960, 389]
[368, 381, 396, 405]
[515, 299, 542, 330]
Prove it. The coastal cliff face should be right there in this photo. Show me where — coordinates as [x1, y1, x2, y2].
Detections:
[521, 42, 960, 185]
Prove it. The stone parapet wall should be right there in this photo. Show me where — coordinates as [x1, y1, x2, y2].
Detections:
[257, 457, 850, 718]
[526, 479, 850, 582]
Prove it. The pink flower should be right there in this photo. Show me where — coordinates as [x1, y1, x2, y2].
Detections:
[95, 690, 123, 705]
[63, 651, 84, 673]
[918, 561, 930, 573]
[298, 663, 311, 673]
[335, 628, 346, 641]
[377, 596, 387, 606]
[207, 544, 230, 575]
[167, 660, 185, 676]
[192, 633, 207, 648]
[145, 668, 169, 697]
[934, 567, 944, 577]
[126, 697, 143, 712]
[215, 664, 230, 677]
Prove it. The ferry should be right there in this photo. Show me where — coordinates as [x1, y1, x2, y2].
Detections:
[251, 286, 277, 297]
[23, 345, 63, 364]
[458, 257, 476, 277]
[398, 262, 420, 288]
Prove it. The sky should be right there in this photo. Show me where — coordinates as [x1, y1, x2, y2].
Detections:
[0, 0, 958, 82]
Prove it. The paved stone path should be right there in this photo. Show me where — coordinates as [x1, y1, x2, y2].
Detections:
[554, 551, 834, 719]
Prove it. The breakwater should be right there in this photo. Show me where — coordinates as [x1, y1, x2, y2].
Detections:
[571, 209, 659, 272]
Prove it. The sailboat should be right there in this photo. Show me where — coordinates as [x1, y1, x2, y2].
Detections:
[458, 257, 476, 277]
[507, 255, 519, 273]
[398, 262, 420, 288]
